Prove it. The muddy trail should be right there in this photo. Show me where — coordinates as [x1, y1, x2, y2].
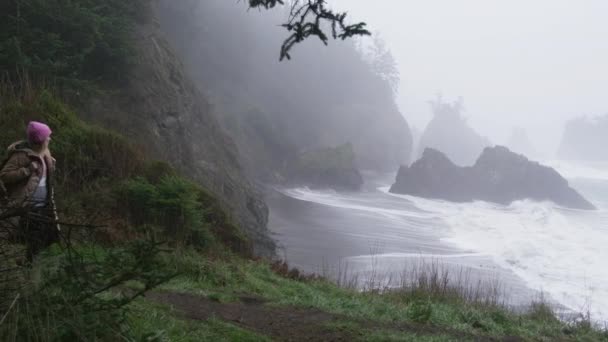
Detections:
[145, 291, 524, 342]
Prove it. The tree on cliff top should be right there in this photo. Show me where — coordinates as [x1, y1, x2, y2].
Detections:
[358, 34, 400, 95]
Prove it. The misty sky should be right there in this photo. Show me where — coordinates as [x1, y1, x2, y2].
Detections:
[331, 0, 608, 155]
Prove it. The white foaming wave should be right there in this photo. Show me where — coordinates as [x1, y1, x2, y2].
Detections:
[281, 186, 608, 322]
[406, 195, 608, 323]
[279, 187, 438, 221]
[347, 252, 484, 260]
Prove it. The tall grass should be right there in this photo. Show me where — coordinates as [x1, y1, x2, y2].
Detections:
[395, 260, 505, 306]
[325, 256, 506, 307]
[313, 254, 608, 333]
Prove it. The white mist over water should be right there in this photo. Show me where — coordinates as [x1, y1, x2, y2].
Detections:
[271, 161, 608, 323]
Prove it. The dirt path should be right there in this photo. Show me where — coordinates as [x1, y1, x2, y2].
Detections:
[145, 291, 523, 342]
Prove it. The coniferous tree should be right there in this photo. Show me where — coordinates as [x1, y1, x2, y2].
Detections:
[361, 34, 400, 95]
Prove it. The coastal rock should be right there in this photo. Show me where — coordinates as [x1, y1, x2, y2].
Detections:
[287, 144, 364, 191]
[390, 146, 595, 210]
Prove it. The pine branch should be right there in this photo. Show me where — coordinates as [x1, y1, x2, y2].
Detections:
[249, 0, 370, 60]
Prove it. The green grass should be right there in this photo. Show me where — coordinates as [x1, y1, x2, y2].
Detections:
[323, 321, 460, 342]
[141, 249, 608, 341]
[129, 300, 270, 342]
[365, 332, 463, 342]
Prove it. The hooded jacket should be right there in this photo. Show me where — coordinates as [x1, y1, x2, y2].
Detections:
[0, 141, 56, 209]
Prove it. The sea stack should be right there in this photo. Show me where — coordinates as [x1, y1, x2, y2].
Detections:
[390, 146, 595, 210]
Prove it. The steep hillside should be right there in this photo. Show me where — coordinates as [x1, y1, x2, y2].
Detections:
[155, 0, 413, 176]
[76, 3, 274, 256]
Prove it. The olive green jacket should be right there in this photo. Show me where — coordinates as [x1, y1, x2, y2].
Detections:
[0, 141, 56, 210]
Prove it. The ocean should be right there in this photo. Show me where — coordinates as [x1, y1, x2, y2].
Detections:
[267, 160, 608, 322]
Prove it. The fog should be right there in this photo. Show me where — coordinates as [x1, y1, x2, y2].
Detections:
[153, 1, 608, 323]
[333, 0, 608, 156]
[157, 0, 413, 176]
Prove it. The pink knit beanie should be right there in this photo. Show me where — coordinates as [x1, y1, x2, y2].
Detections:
[26, 121, 52, 145]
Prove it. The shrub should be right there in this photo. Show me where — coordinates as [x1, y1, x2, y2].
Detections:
[117, 175, 253, 255]
[118, 176, 215, 249]
[0, 240, 173, 341]
[527, 301, 559, 323]
[142, 160, 177, 183]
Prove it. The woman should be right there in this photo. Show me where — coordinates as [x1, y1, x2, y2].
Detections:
[0, 121, 59, 262]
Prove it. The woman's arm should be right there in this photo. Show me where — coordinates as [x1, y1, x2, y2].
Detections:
[0, 154, 32, 185]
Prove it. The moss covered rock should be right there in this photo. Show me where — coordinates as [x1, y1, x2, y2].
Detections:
[287, 143, 364, 191]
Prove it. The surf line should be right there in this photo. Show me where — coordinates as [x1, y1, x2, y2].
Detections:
[346, 252, 485, 260]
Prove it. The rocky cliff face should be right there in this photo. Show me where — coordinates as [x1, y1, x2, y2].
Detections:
[80, 4, 275, 256]
[558, 115, 608, 161]
[391, 146, 595, 210]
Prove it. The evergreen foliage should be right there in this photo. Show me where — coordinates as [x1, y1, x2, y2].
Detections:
[0, 241, 172, 341]
[361, 34, 400, 94]
[0, 0, 148, 84]
[117, 174, 251, 255]
[118, 176, 214, 248]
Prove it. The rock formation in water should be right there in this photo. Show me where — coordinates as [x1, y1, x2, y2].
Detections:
[417, 96, 491, 166]
[286, 144, 364, 191]
[558, 115, 608, 161]
[390, 146, 595, 210]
